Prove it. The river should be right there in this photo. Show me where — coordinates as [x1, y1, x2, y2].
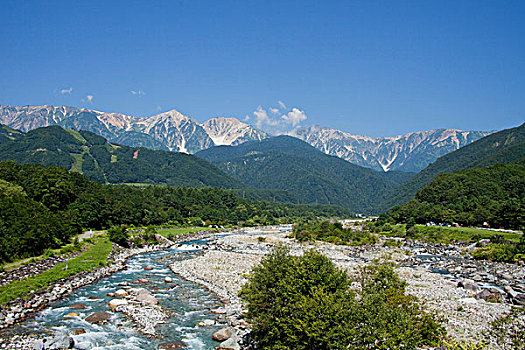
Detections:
[12, 239, 224, 349]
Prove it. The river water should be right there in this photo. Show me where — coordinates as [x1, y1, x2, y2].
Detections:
[14, 240, 224, 349]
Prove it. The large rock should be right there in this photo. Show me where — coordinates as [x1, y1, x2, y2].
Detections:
[457, 279, 480, 293]
[476, 288, 502, 302]
[213, 327, 233, 341]
[68, 303, 87, 309]
[108, 299, 129, 307]
[136, 290, 158, 305]
[85, 312, 111, 323]
[46, 335, 74, 349]
[158, 341, 187, 349]
[513, 293, 525, 305]
[216, 337, 240, 350]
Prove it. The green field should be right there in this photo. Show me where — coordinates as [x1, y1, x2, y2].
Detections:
[0, 236, 113, 305]
[381, 224, 522, 243]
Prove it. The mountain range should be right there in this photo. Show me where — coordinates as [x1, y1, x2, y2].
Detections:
[0, 105, 488, 172]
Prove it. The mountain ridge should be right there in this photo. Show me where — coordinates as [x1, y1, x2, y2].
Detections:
[0, 104, 490, 172]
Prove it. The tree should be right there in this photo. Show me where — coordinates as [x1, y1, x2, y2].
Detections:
[239, 246, 444, 350]
[107, 226, 129, 247]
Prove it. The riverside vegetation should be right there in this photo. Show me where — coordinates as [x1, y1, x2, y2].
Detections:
[0, 160, 351, 263]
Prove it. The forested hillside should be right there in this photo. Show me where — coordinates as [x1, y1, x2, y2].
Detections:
[381, 123, 525, 210]
[0, 125, 241, 188]
[197, 136, 404, 214]
[0, 161, 352, 262]
[389, 162, 525, 229]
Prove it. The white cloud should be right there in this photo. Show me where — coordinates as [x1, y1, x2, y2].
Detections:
[131, 90, 145, 96]
[243, 115, 250, 122]
[60, 87, 72, 95]
[156, 105, 162, 112]
[278, 100, 287, 110]
[251, 104, 308, 134]
[281, 108, 307, 127]
[269, 107, 279, 115]
[82, 95, 94, 103]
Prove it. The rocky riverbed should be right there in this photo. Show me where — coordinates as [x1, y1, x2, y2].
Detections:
[170, 226, 523, 348]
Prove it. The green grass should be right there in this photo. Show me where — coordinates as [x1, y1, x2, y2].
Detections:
[415, 225, 522, 243]
[0, 236, 113, 305]
[154, 227, 209, 238]
[381, 224, 522, 244]
[69, 153, 84, 173]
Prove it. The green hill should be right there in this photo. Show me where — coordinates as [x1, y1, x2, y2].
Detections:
[390, 162, 525, 229]
[381, 123, 525, 211]
[0, 125, 241, 188]
[196, 136, 402, 214]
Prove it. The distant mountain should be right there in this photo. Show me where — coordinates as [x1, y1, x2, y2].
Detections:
[0, 105, 268, 153]
[201, 117, 269, 146]
[381, 122, 525, 211]
[0, 124, 242, 188]
[196, 136, 403, 214]
[289, 125, 490, 172]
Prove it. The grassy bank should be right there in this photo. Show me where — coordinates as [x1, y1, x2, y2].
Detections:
[0, 236, 113, 305]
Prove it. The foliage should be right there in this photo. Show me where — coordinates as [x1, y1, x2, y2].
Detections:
[293, 221, 378, 245]
[442, 340, 486, 350]
[0, 160, 351, 262]
[107, 226, 129, 247]
[0, 237, 112, 305]
[389, 163, 525, 230]
[239, 247, 444, 350]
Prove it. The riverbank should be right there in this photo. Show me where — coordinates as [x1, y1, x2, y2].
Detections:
[170, 226, 519, 348]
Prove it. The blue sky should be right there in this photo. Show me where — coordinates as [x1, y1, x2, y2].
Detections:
[0, 1, 523, 137]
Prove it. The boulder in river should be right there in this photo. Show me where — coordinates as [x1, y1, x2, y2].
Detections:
[108, 299, 129, 307]
[213, 327, 233, 341]
[216, 337, 240, 350]
[158, 341, 187, 349]
[85, 311, 111, 323]
[68, 303, 87, 309]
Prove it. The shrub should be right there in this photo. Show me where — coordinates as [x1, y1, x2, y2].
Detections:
[239, 246, 445, 350]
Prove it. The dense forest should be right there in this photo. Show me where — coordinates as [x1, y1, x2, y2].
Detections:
[381, 123, 525, 210]
[389, 162, 525, 230]
[0, 160, 352, 262]
[197, 135, 409, 213]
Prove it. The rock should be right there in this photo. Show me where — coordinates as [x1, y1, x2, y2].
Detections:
[476, 289, 502, 302]
[136, 291, 158, 305]
[513, 293, 525, 305]
[71, 329, 86, 335]
[144, 266, 153, 270]
[64, 312, 78, 318]
[108, 299, 129, 307]
[197, 319, 215, 327]
[216, 337, 240, 350]
[85, 311, 111, 323]
[211, 307, 227, 314]
[68, 303, 87, 309]
[457, 279, 480, 293]
[213, 328, 233, 341]
[74, 342, 91, 350]
[114, 289, 128, 296]
[164, 277, 173, 283]
[157, 341, 187, 349]
[46, 335, 74, 349]
[139, 279, 149, 283]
